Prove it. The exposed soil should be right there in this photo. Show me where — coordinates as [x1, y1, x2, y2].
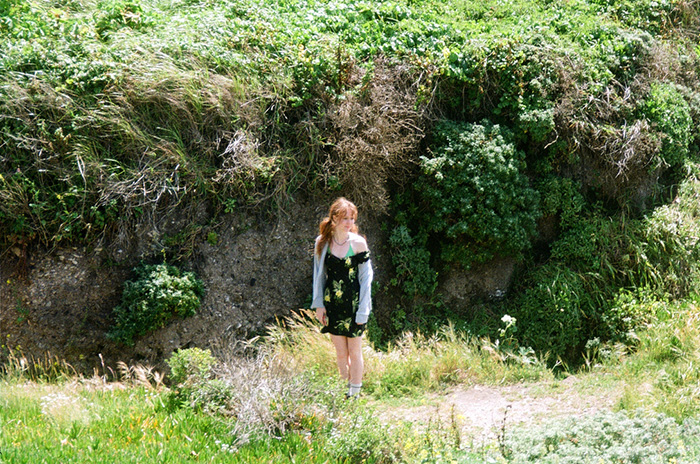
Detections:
[375, 375, 621, 440]
[0, 194, 520, 373]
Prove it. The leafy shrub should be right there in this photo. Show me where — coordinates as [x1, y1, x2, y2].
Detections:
[637, 82, 693, 169]
[516, 103, 556, 144]
[186, 378, 233, 414]
[0, 0, 29, 19]
[502, 409, 700, 463]
[514, 167, 700, 362]
[512, 264, 590, 361]
[94, 0, 154, 39]
[381, 118, 541, 340]
[387, 225, 437, 299]
[166, 347, 217, 385]
[639, 165, 700, 297]
[593, 0, 693, 36]
[537, 176, 585, 228]
[603, 287, 664, 344]
[514, 212, 643, 360]
[108, 263, 204, 345]
[165, 348, 233, 414]
[416, 119, 540, 268]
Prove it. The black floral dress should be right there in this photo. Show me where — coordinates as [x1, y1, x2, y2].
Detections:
[321, 249, 370, 338]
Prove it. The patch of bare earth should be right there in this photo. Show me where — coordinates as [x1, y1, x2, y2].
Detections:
[375, 375, 622, 440]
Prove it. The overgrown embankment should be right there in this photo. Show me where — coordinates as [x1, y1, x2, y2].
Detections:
[4, 301, 700, 463]
[2, 0, 700, 366]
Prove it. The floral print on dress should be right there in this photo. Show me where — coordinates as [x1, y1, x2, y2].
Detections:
[321, 249, 370, 338]
[332, 280, 344, 301]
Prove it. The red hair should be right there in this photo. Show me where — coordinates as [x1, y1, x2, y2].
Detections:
[316, 197, 359, 255]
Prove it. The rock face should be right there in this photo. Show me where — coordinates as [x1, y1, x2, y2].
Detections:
[0, 249, 126, 369]
[440, 257, 517, 305]
[0, 199, 349, 371]
[0, 197, 517, 372]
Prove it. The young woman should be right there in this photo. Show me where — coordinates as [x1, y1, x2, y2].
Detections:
[312, 197, 373, 398]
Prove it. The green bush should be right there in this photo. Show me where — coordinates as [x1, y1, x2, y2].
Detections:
[603, 287, 664, 344]
[512, 264, 590, 361]
[592, 0, 688, 35]
[513, 173, 700, 363]
[637, 82, 693, 169]
[537, 176, 586, 228]
[165, 348, 234, 414]
[416, 119, 540, 268]
[108, 263, 204, 345]
[514, 212, 641, 360]
[166, 347, 217, 385]
[503, 409, 700, 463]
[639, 165, 700, 297]
[388, 225, 437, 300]
[0, 0, 29, 19]
[94, 0, 154, 40]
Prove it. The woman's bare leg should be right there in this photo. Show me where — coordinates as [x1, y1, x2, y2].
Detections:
[331, 335, 350, 380]
[347, 336, 364, 386]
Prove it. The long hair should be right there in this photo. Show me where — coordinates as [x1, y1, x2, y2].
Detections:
[316, 197, 359, 255]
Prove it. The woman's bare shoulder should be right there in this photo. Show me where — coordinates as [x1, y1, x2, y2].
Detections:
[350, 232, 368, 252]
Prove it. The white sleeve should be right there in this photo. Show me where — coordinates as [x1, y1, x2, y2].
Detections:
[311, 240, 327, 309]
[355, 258, 373, 324]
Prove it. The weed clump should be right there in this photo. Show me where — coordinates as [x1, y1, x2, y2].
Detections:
[108, 263, 204, 345]
[502, 410, 700, 463]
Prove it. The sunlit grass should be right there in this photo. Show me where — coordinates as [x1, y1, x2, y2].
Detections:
[265, 311, 553, 400]
[1, 381, 224, 463]
[608, 298, 700, 421]
[4, 300, 700, 462]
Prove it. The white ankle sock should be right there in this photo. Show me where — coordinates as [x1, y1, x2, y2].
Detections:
[348, 383, 362, 396]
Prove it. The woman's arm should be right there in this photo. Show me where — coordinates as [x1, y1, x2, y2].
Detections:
[311, 237, 328, 324]
[354, 235, 372, 325]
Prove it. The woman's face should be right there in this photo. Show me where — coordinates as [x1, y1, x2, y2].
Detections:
[334, 209, 355, 234]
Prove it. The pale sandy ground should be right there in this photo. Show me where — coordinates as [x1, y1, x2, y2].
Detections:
[374, 375, 622, 441]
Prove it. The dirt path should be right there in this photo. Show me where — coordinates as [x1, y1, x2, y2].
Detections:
[374, 375, 622, 440]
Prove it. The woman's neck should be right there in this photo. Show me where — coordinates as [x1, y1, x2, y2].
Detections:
[333, 231, 349, 245]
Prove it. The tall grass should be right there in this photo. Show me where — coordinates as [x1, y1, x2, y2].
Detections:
[263, 311, 553, 399]
[614, 297, 700, 420]
[4, 300, 700, 462]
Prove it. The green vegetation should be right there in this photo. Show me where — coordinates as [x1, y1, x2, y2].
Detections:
[2, 0, 700, 362]
[4, 0, 700, 460]
[4, 301, 700, 462]
[108, 262, 204, 345]
[414, 120, 540, 268]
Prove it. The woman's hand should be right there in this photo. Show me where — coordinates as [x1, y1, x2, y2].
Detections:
[315, 307, 328, 326]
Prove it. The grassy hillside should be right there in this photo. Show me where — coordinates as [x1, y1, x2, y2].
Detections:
[3, 304, 700, 463]
[2, 0, 700, 361]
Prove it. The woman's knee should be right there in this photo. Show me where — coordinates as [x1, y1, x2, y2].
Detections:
[347, 338, 363, 360]
[331, 335, 349, 357]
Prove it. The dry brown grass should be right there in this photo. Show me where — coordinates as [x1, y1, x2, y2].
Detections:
[323, 58, 428, 212]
